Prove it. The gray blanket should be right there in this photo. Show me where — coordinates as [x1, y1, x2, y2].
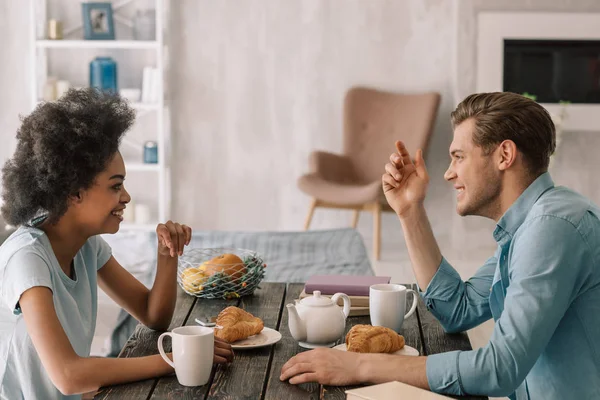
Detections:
[103, 228, 373, 356]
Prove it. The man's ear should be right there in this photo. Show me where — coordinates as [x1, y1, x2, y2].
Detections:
[496, 140, 518, 171]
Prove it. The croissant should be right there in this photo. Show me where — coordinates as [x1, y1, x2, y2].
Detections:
[345, 324, 405, 353]
[214, 306, 264, 343]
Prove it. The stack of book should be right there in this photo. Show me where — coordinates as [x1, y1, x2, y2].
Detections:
[300, 275, 391, 316]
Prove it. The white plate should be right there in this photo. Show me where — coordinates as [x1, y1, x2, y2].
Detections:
[333, 343, 419, 356]
[229, 327, 282, 350]
[298, 341, 336, 349]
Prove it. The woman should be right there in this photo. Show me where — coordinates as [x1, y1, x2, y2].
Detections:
[0, 88, 233, 399]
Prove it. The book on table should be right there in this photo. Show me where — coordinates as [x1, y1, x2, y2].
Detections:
[346, 381, 452, 399]
[299, 289, 370, 307]
[298, 288, 370, 316]
[304, 275, 391, 297]
[346, 306, 369, 317]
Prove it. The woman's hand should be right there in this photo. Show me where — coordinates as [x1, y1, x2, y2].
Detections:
[214, 337, 234, 364]
[156, 221, 192, 257]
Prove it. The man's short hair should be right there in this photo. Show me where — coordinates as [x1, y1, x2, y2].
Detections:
[450, 92, 556, 175]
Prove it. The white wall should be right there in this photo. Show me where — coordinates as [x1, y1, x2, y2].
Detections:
[167, 0, 455, 234]
[0, 2, 29, 167]
[0, 0, 456, 248]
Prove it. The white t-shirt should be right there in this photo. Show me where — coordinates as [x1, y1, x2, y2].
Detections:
[0, 226, 112, 399]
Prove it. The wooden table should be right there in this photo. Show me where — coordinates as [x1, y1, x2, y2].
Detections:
[95, 283, 487, 400]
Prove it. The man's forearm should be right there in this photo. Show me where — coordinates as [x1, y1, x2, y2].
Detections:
[398, 205, 443, 290]
[358, 354, 429, 390]
[146, 254, 178, 330]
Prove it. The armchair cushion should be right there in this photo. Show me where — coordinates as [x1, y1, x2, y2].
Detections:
[308, 151, 359, 184]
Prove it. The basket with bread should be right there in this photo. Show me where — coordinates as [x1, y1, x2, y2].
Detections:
[178, 248, 266, 299]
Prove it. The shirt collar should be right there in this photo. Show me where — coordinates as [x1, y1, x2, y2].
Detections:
[493, 172, 554, 243]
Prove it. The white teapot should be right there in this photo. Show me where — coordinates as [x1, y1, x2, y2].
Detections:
[287, 291, 351, 348]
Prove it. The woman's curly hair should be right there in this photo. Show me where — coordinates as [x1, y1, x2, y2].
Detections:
[1, 88, 135, 226]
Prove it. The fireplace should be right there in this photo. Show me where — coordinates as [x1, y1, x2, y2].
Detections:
[503, 39, 600, 104]
[476, 12, 600, 131]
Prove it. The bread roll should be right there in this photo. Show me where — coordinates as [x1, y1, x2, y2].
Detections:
[181, 267, 208, 294]
[345, 324, 405, 353]
[215, 306, 264, 343]
[200, 253, 246, 280]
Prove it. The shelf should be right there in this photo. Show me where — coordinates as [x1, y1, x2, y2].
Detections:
[132, 103, 160, 111]
[36, 40, 159, 50]
[36, 100, 158, 111]
[119, 223, 158, 232]
[126, 163, 160, 172]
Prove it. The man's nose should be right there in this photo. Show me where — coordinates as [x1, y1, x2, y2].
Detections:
[444, 165, 456, 182]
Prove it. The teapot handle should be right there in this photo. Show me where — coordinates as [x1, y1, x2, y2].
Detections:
[331, 293, 351, 318]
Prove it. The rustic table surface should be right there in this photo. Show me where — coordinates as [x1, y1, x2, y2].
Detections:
[95, 283, 487, 400]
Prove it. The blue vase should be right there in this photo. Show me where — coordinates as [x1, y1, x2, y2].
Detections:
[89, 56, 117, 93]
[143, 141, 158, 164]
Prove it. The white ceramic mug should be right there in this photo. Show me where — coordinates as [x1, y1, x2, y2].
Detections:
[157, 326, 214, 387]
[370, 284, 418, 333]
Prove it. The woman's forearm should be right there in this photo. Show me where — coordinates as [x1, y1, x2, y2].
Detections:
[145, 254, 178, 330]
[65, 354, 173, 395]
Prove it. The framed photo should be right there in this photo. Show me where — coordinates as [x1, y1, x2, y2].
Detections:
[82, 2, 115, 40]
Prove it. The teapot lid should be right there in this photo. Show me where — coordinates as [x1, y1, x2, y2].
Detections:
[300, 291, 333, 307]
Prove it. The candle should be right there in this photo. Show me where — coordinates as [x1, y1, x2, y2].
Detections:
[48, 19, 63, 40]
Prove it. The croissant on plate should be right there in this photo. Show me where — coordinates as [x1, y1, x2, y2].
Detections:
[345, 324, 405, 353]
[214, 306, 264, 343]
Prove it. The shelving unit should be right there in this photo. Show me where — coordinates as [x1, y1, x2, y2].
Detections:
[28, 0, 170, 231]
[36, 39, 159, 49]
[35, 100, 159, 111]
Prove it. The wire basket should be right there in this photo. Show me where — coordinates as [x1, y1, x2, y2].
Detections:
[177, 248, 266, 299]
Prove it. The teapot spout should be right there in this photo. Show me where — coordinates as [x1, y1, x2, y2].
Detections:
[286, 303, 307, 342]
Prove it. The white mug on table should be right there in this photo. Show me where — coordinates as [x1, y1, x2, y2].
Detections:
[369, 284, 418, 332]
[157, 326, 214, 387]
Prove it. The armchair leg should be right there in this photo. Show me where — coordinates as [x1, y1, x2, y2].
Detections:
[352, 210, 360, 228]
[372, 202, 381, 260]
[304, 199, 318, 230]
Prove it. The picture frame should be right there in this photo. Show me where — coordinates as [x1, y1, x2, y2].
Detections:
[82, 2, 115, 40]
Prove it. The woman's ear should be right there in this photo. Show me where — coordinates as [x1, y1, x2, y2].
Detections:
[69, 191, 83, 205]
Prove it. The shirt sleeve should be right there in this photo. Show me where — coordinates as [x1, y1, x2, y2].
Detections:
[95, 235, 112, 270]
[419, 256, 495, 333]
[1, 250, 53, 315]
[426, 215, 589, 397]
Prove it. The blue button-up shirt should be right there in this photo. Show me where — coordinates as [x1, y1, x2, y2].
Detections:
[422, 173, 600, 399]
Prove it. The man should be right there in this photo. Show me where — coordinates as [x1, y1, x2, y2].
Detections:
[280, 92, 600, 399]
